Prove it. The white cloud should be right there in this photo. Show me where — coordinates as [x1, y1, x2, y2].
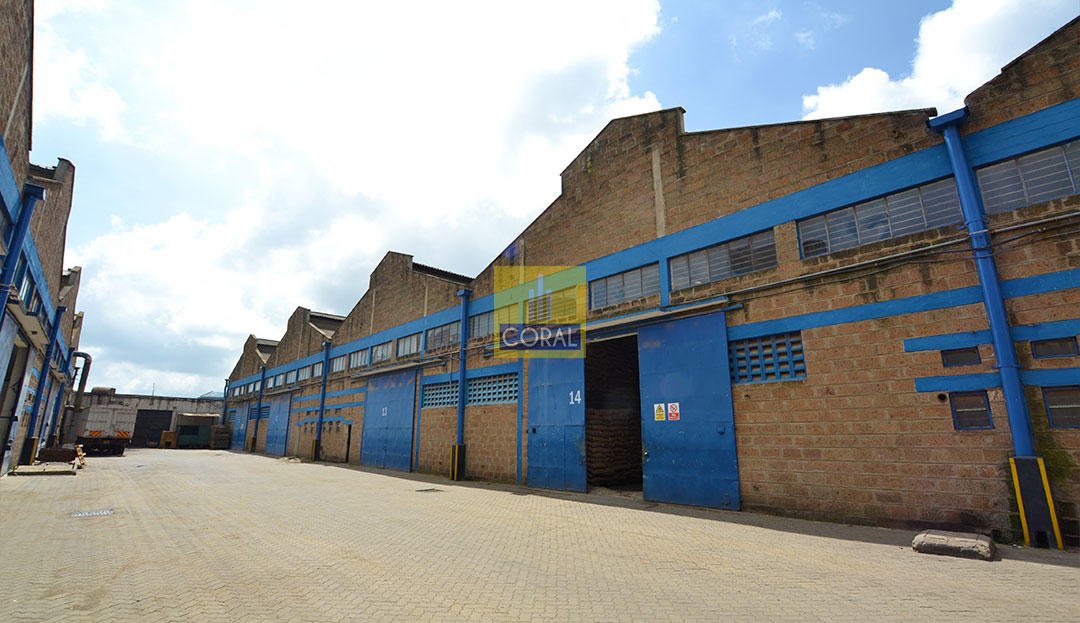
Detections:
[753, 9, 783, 27]
[42, 0, 663, 394]
[33, 0, 128, 141]
[802, 0, 1077, 119]
[795, 30, 816, 50]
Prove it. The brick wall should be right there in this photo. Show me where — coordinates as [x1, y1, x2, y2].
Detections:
[265, 308, 331, 370]
[27, 160, 75, 304]
[0, 0, 32, 188]
[963, 16, 1080, 134]
[335, 252, 464, 344]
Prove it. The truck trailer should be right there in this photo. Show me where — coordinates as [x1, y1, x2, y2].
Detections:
[68, 404, 136, 455]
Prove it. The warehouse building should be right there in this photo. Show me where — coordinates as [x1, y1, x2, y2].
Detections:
[227, 19, 1080, 546]
[0, 1, 87, 474]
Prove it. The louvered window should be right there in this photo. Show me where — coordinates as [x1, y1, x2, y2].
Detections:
[590, 264, 660, 309]
[670, 230, 777, 291]
[729, 332, 806, 384]
[798, 178, 962, 258]
[977, 140, 1080, 214]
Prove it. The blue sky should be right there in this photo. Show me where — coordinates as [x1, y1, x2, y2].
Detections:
[29, 0, 1078, 396]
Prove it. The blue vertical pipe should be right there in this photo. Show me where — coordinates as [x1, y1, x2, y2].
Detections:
[44, 354, 72, 444]
[315, 340, 331, 460]
[251, 365, 266, 452]
[929, 108, 1035, 457]
[0, 184, 43, 287]
[455, 289, 471, 445]
[23, 305, 64, 458]
[221, 378, 229, 427]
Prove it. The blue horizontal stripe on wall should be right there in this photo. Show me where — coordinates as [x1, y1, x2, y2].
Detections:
[963, 99, 1080, 169]
[915, 372, 1001, 392]
[421, 361, 520, 386]
[904, 318, 1080, 352]
[0, 136, 19, 221]
[913, 367, 1080, 392]
[292, 400, 364, 414]
[730, 286, 983, 340]
[1013, 318, 1080, 341]
[295, 416, 353, 426]
[293, 387, 367, 403]
[731, 267, 1080, 341]
[229, 102, 1080, 389]
[1022, 367, 1080, 387]
[904, 330, 992, 352]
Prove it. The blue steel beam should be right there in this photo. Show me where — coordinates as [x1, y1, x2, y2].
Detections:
[455, 289, 471, 446]
[251, 365, 266, 452]
[0, 184, 43, 287]
[315, 340, 331, 460]
[22, 305, 65, 461]
[929, 108, 1035, 457]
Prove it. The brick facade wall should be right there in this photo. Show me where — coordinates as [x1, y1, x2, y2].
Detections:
[225, 18, 1080, 542]
[0, 0, 32, 188]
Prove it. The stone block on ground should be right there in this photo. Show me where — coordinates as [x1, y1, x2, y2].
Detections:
[912, 530, 996, 561]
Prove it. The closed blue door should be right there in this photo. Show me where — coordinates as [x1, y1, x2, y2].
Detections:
[361, 369, 416, 471]
[229, 410, 244, 449]
[527, 357, 586, 491]
[637, 311, 739, 509]
[265, 394, 291, 456]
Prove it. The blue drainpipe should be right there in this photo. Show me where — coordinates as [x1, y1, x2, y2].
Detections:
[251, 365, 266, 452]
[44, 353, 72, 445]
[21, 305, 65, 463]
[455, 289, 471, 446]
[314, 340, 331, 460]
[221, 378, 229, 425]
[929, 108, 1035, 457]
[0, 184, 44, 287]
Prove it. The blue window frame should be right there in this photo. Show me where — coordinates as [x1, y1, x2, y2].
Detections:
[1043, 386, 1080, 428]
[590, 264, 660, 309]
[670, 230, 777, 291]
[1030, 336, 1079, 359]
[797, 177, 962, 258]
[941, 347, 981, 367]
[949, 391, 993, 430]
[729, 332, 806, 384]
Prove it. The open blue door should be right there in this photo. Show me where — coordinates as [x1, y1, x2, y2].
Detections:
[265, 394, 291, 456]
[361, 369, 416, 471]
[637, 311, 739, 509]
[527, 357, 586, 491]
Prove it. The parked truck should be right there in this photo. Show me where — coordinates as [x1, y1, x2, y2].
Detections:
[69, 404, 136, 455]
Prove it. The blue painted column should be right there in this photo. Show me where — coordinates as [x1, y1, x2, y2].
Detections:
[251, 366, 266, 452]
[314, 340, 331, 460]
[455, 289, 471, 446]
[0, 184, 43, 287]
[929, 108, 1035, 457]
[221, 378, 229, 425]
[20, 305, 64, 463]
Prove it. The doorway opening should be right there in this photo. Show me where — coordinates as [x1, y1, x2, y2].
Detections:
[584, 335, 642, 491]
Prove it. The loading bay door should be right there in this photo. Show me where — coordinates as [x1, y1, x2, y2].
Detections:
[637, 311, 740, 509]
[361, 369, 416, 471]
[264, 394, 292, 456]
[527, 357, 587, 492]
[132, 409, 172, 447]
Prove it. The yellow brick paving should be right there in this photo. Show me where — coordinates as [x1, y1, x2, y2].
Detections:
[0, 449, 1076, 622]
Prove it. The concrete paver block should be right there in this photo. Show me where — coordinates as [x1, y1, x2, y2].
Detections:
[912, 530, 997, 561]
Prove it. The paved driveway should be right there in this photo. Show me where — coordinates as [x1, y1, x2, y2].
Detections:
[0, 449, 1076, 622]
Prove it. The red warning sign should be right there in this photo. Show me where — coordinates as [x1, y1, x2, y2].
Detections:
[667, 402, 680, 421]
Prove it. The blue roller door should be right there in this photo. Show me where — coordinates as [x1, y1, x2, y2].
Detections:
[361, 369, 416, 471]
[265, 394, 292, 456]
